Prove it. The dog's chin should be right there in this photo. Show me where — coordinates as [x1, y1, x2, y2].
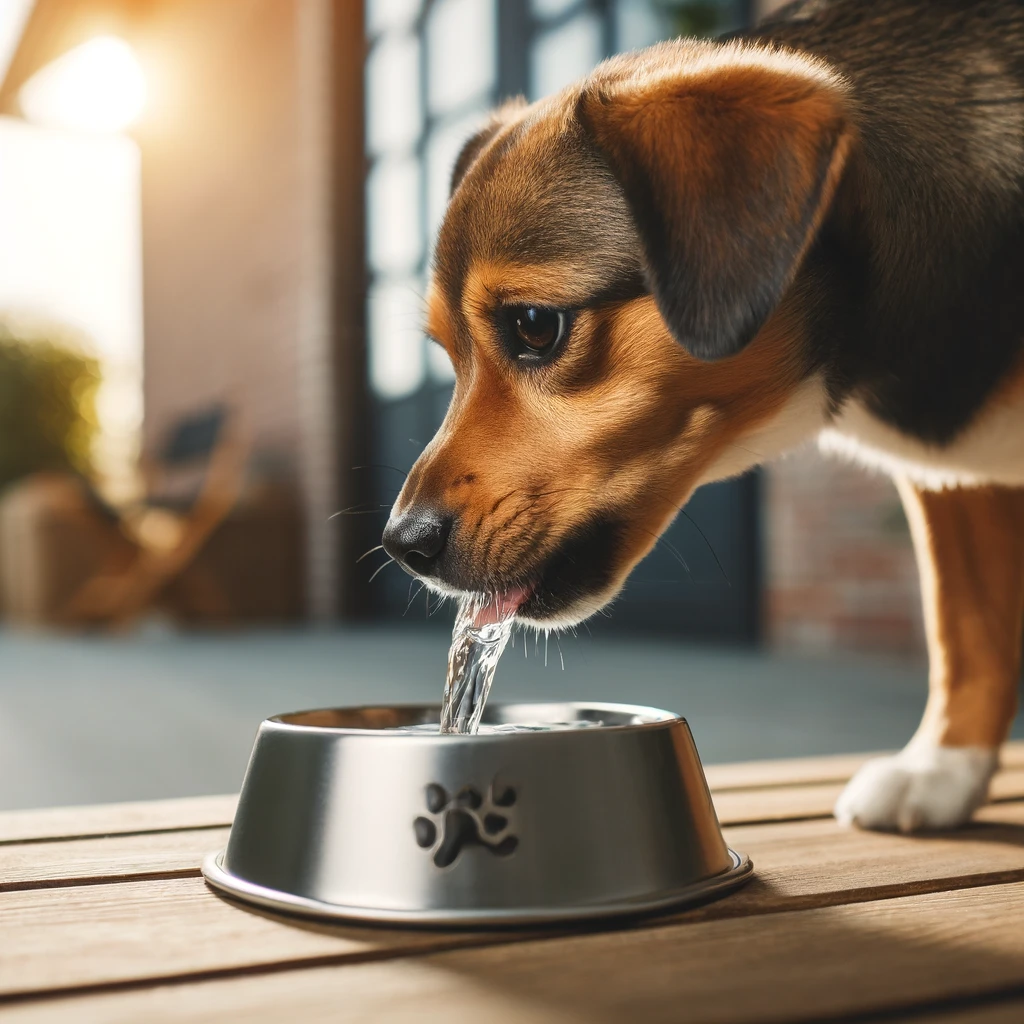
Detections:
[510, 514, 627, 629]
[411, 514, 627, 630]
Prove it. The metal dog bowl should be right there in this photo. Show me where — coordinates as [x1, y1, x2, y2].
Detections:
[202, 702, 751, 926]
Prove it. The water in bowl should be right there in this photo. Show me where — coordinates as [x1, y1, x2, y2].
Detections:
[391, 721, 604, 735]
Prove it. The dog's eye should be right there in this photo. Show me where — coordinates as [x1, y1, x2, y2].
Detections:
[503, 306, 570, 360]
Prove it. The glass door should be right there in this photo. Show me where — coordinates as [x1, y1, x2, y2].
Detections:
[359, 0, 760, 643]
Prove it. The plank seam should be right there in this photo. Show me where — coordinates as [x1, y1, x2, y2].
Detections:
[3, 795, 1020, 845]
[0, 943, 482, 1008]
[0, 824, 231, 849]
[4, 800, 1022, 893]
[710, 777, 862, 794]
[710, 769, 1024, 795]
[681, 868, 1024, 923]
[719, 793, 1024, 829]
[0, 868, 200, 895]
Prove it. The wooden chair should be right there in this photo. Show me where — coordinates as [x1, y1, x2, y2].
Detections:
[61, 405, 250, 628]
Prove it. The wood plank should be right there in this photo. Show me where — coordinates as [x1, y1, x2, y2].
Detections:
[704, 741, 1024, 791]
[0, 796, 237, 844]
[702, 801, 1024, 921]
[713, 780, 851, 824]
[0, 828, 230, 892]
[2, 801, 1024, 998]
[713, 766, 1024, 826]
[5, 883, 1024, 1023]
[0, 876, 469, 1000]
[704, 750, 883, 791]
[369, 883, 1024, 1024]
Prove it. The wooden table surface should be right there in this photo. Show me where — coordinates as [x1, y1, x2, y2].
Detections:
[2, 744, 1024, 1023]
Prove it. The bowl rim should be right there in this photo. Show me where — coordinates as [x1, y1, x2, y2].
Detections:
[202, 847, 751, 928]
[265, 700, 684, 739]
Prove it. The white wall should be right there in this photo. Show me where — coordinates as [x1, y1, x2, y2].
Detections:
[0, 115, 143, 497]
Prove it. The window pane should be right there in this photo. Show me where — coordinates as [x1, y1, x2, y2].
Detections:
[366, 34, 422, 155]
[366, 0, 421, 35]
[425, 107, 489, 241]
[369, 282, 426, 398]
[426, 0, 496, 115]
[366, 157, 422, 275]
[614, 0, 663, 52]
[427, 339, 456, 382]
[530, 12, 603, 99]
[531, 0, 583, 19]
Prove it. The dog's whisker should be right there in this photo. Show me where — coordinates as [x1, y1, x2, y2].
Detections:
[645, 488, 730, 584]
[367, 557, 396, 584]
[328, 503, 391, 519]
[727, 441, 765, 459]
[403, 580, 426, 617]
[679, 508, 730, 585]
[351, 463, 410, 478]
[633, 522, 693, 581]
[356, 544, 385, 564]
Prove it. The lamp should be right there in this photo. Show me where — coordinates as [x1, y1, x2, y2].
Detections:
[19, 35, 145, 134]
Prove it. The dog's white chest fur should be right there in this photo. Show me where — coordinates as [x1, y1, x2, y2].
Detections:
[821, 389, 1024, 488]
[702, 373, 1024, 488]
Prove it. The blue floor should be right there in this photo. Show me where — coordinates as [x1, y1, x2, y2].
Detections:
[0, 624, 1019, 811]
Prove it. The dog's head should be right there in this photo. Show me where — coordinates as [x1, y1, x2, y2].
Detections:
[383, 39, 852, 627]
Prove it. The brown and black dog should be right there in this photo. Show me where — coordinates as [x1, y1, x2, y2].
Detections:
[382, 0, 1024, 833]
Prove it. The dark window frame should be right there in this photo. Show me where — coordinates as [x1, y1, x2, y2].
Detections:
[350, 0, 762, 644]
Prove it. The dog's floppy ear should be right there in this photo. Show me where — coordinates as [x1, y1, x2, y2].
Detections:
[577, 53, 852, 360]
[450, 98, 528, 195]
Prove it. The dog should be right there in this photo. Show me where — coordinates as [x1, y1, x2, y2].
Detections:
[382, 0, 1024, 834]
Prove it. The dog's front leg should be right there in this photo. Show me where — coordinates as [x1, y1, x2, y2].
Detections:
[835, 480, 1024, 832]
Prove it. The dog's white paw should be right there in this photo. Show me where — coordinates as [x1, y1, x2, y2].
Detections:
[834, 744, 998, 833]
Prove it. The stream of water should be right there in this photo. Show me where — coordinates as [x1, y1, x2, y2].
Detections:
[439, 596, 515, 735]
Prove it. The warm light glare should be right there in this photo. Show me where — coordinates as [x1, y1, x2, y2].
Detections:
[19, 36, 146, 134]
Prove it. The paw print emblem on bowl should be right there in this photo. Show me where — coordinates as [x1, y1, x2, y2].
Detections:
[413, 782, 518, 868]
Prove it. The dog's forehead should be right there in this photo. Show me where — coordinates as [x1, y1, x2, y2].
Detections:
[432, 107, 641, 307]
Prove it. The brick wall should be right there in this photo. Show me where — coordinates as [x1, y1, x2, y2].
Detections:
[764, 449, 926, 656]
[139, 0, 304, 459]
[137, 0, 339, 618]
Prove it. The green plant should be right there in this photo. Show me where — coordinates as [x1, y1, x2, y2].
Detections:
[667, 0, 729, 38]
[0, 322, 101, 493]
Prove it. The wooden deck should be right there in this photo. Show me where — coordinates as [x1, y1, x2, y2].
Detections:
[2, 744, 1023, 1022]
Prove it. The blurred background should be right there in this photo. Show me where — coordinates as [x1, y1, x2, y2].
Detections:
[0, 0, 1017, 811]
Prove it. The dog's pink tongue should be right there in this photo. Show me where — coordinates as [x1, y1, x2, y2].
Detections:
[472, 586, 531, 628]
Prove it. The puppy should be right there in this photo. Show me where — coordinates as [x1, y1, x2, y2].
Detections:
[382, 0, 1024, 833]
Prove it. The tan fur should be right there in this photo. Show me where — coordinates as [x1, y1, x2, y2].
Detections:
[898, 480, 1024, 748]
[390, 22, 1024, 814]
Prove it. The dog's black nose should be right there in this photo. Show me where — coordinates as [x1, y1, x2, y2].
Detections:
[382, 508, 452, 577]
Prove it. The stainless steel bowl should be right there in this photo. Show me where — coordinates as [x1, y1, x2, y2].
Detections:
[202, 702, 751, 926]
